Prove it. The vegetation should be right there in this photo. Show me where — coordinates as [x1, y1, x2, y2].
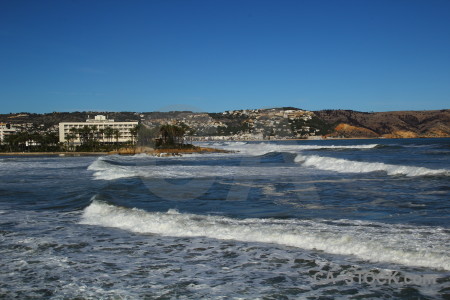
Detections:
[289, 116, 335, 136]
[1, 131, 60, 152]
[3, 109, 449, 143]
[0, 111, 140, 125]
[65, 125, 139, 152]
[156, 124, 197, 149]
[137, 123, 195, 150]
[0, 125, 140, 153]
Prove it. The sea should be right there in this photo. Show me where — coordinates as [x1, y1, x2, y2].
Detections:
[0, 138, 449, 299]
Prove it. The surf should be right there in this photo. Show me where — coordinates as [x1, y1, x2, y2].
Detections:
[294, 154, 450, 177]
[81, 201, 450, 271]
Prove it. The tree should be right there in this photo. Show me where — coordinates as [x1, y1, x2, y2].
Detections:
[156, 124, 187, 148]
[98, 128, 105, 143]
[78, 126, 92, 147]
[75, 125, 100, 151]
[129, 125, 140, 145]
[104, 126, 114, 144]
[41, 132, 59, 151]
[113, 129, 121, 150]
[16, 132, 30, 152]
[3, 134, 17, 152]
[66, 133, 77, 151]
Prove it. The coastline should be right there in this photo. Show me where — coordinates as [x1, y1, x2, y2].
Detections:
[109, 146, 231, 156]
[1, 136, 448, 157]
[0, 152, 107, 157]
[0, 146, 231, 157]
[210, 136, 450, 142]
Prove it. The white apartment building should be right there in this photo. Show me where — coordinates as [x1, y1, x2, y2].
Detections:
[0, 123, 17, 144]
[59, 115, 138, 144]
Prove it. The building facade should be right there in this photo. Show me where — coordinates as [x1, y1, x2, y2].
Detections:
[0, 123, 17, 144]
[59, 115, 138, 144]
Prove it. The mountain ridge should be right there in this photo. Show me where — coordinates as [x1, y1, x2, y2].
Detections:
[314, 109, 450, 138]
[1, 108, 449, 139]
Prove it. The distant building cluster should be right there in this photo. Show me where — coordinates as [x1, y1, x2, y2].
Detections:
[222, 108, 319, 140]
[2, 108, 448, 148]
[0, 108, 327, 150]
[141, 108, 323, 141]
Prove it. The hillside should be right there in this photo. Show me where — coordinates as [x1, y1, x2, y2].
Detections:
[314, 109, 450, 138]
[0, 111, 140, 125]
[1, 108, 449, 139]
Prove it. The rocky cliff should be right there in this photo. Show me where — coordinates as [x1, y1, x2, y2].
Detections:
[314, 109, 450, 138]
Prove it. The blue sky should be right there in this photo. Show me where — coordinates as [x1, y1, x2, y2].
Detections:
[1, 0, 449, 113]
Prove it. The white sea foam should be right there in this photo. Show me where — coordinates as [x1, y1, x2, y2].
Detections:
[81, 201, 450, 271]
[196, 142, 380, 156]
[88, 159, 224, 180]
[88, 149, 449, 180]
[87, 156, 300, 180]
[132, 153, 152, 158]
[295, 154, 450, 177]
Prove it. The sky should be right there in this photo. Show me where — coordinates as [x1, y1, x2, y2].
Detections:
[1, 0, 449, 113]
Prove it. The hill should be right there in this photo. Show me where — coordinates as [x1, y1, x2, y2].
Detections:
[1, 108, 449, 139]
[314, 109, 450, 138]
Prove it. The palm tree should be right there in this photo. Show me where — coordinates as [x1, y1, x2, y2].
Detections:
[129, 125, 140, 145]
[104, 126, 114, 144]
[16, 132, 30, 152]
[90, 125, 98, 140]
[69, 127, 79, 136]
[42, 132, 59, 151]
[78, 126, 91, 146]
[174, 125, 186, 145]
[157, 124, 186, 148]
[113, 129, 121, 150]
[98, 128, 105, 144]
[66, 133, 77, 151]
[3, 133, 17, 152]
[89, 125, 99, 151]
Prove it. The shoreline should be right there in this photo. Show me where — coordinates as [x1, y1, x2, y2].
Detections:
[0, 152, 107, 157]
[199, 136, 450, 142]
[0, 146, 231, 157]
[1, 136, 448, 157]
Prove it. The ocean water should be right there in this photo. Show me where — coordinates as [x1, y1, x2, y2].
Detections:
[1, 138, 449, 299]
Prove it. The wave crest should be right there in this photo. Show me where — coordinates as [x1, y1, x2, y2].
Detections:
[197, 142, 380, 156]
[80, 201, 450, 270]
[295, 154, 449, 177]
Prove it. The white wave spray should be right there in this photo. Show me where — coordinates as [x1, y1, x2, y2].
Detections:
[196, 142, 380, 156]
[295, 154, 449, 177]
[81, 201, 450, 271]
[87, 156, 300, 181]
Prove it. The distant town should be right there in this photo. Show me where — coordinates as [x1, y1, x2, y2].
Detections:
[0, 107, 449, 152]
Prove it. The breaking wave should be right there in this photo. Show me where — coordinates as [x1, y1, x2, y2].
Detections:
[81, 201, 450, 271]
[199, 142, 380, 156]
[88, 157, 231, 180]
[295, 154, 450, 177]
[87, 156, 299, 180]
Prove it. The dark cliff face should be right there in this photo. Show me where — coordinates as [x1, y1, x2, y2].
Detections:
[313, 109, 450, 137]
